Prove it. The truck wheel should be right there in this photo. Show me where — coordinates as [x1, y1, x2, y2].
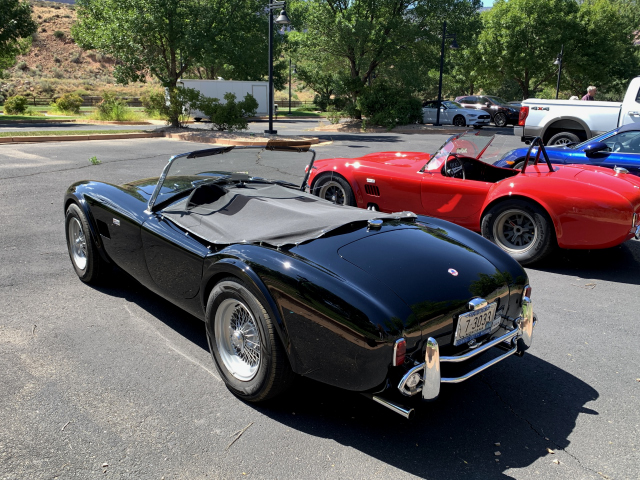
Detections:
[548, 132, 580, 146]
[493, 112, 507, 127]
[481, 199, 556, 265]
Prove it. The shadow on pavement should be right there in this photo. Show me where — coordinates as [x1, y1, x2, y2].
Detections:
[531, 240, 640, 286]
[94, 269, 598, 480]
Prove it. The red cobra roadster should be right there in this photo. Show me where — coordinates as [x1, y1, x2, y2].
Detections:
[304, 132, 640, 264]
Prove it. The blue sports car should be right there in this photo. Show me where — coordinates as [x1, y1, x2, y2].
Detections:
[495, 124, 640, 176]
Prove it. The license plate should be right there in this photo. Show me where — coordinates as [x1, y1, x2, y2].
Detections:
[454, 302, 498, 346]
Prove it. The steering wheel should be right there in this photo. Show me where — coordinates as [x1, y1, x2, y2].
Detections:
[612, 142, 623, 153]
[444, 154, 466, 179]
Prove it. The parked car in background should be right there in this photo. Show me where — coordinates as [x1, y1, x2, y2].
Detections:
[495, 123, 640, 176]
[519, 76, 640, 145]
[307, 131, 640, 265]
[422, 100, 490, 127]
[455, 95, 520, 127]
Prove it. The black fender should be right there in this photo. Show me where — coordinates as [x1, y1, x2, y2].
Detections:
[200, 255, 300, 372]
[64, 183, 113, 265]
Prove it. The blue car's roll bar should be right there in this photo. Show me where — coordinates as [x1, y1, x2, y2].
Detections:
[522, 137, 555, 173]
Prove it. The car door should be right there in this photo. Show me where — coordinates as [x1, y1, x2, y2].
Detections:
[439, 104, 452, 124]
[420, 172, 492, 230]
[423, 104, 435, 123]
[584, 130, 640, 175]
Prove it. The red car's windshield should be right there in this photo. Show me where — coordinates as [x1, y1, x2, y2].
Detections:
[425, 132, 495, 171]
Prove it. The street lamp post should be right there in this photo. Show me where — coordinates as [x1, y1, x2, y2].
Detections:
[435, 21, 458, 127]
[265, 2, 290, 135]
[289, 59, 293, 114]
[554, 44, 564, 100]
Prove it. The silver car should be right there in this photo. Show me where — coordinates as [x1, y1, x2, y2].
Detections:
[422, 100, 491, 127]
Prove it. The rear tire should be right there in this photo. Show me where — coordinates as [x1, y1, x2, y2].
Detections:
[481, 199, 556, 265]
[313, 174, 356, 206]
[494, 112, 507, 127]
[453, 115, 466, 127]
[548, 132, 580, 146]
[205, 278, 294, 402]
[65, 203, 109, 283]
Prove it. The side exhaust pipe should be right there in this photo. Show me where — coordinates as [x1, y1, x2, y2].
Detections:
[361, 393, 415, 419]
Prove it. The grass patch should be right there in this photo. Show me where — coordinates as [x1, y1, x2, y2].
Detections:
[0, 114, 78, 121]
[0, 129, 155, 137]
[281, 110, 323, 117]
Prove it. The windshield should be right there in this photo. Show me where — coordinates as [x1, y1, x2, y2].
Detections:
[486, 96, 510, 106]
[148, 145, 314, 210]
[425, 131, 495, 171]
[443, 101, 463, 109]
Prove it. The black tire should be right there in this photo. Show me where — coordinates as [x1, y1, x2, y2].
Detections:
[548, 132, 580, 146]
[513, 159, 526, 170]
[481, 199, 556, 265]
[313, 174, 356, 206]
[493, 112, 507, 127]
[65, 203, 109, 283]
[205, 277, 294, 402]
[453, 115, 466, 127]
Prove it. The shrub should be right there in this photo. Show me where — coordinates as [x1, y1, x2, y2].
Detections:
[54, 93, 83, 114]
[195, 92, 259, 131]
[53, 30, 64, 39]
[296, 105, 318, 112]
[141, 90, 167, 118]
[94, 92, 136, 121]
[326, 106, 342, 125]
[16, 61, 28, 71]
[165, 86, 202, 127]
[70, 51, 82, 64]
[51, 67, 64, 79]
[357, 82, 422, 129]
[4, 95, 29, 115]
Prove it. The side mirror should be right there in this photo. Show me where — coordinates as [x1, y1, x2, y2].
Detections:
[584, 141, 610, 157]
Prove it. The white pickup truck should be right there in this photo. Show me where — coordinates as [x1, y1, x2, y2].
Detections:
[519, 77, 640, 145]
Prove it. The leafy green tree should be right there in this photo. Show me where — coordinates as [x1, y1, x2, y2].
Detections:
[288, 0, 481, 118]
[0, 0, 37, 75]
[73, 0, 253, 126]
[475, 0, 579, 100]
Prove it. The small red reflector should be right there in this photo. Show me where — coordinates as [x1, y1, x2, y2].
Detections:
[518, 106, 529, 126]
[393, 338, 406, 366]
[524, 285, 532, 298]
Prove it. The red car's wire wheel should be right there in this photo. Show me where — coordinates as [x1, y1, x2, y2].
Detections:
[493, 209, 538, 253]
[319, 180, 347, 205]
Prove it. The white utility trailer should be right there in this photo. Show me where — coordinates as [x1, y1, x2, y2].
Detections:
[177, 79, 269, 119]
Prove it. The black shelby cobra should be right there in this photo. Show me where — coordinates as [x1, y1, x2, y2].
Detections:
[64, 144, 536, 418]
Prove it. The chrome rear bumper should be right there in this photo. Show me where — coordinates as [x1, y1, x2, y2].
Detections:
[398, 299, 536, 401]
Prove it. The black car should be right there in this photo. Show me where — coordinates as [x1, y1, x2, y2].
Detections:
[455, 95, 520, 127]
[64, 144, 537, 418]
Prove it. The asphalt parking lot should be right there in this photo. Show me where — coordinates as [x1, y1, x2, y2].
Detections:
[1, 131, 638, 479]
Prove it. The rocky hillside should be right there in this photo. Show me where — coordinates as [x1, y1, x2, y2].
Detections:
[1, 1, 152, 101]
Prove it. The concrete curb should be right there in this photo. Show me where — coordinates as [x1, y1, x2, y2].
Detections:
[164, 132, 322, 146]
[0, 119, 78, 124]
[1, 132, 165, 143]
[314, 124, 467, 135]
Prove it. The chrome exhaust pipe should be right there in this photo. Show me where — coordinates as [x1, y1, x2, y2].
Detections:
[362, 393, 415, 419]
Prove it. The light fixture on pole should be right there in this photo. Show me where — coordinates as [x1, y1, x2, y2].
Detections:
[554, 44, 564, 100]
[435, 21, 458, 127]
[265, 1, 290, 135]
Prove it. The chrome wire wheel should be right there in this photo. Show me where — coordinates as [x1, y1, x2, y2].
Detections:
[215, 298, 262, 381]
[493, 209, 538, 253]
[318, 180, 346, 205]
[68, 217, 88, 271]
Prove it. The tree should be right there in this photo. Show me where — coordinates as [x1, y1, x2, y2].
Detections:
[475, 0, 579, 100]
[0, 0, 37, 75]
[288, 0, 481, 118]
[72, 0, 256, 127]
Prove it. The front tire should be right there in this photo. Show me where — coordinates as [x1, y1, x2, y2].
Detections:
[548, 131, 580, 146]
[205, 278, 294, 402]
[313, 174, 356, 206]
[481, 200, 556, 265]
[65, 203, 109, 283]
[493, 112, 507, 127]
[453, 115, 466, 127]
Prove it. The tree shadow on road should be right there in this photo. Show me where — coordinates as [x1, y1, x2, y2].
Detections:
[530, 240, 640, 286]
